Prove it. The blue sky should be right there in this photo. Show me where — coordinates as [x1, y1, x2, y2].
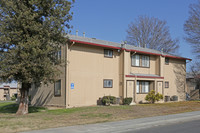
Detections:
[70, 0, 198, 71]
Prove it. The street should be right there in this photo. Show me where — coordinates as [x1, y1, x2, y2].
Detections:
[126, 119, 200, 133]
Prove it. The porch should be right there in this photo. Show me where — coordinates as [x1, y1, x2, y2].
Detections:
[125, 73, 164, 103]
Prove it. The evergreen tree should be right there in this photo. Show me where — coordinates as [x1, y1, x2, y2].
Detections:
[0, 0, 74, 115]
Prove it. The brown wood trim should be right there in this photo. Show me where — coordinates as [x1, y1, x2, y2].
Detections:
[54, 80, 61, 97]
[136, 81, 151, 94]
[104, 49, 113, 58]
[103, 79, 113, 88]
[131, 54, 150, 68]
[165, 81, 169, 88]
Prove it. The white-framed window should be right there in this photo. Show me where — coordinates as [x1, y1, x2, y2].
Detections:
[132, 55, 140, 66]
[142, 55, 150, 67]
[141, 82, 149, 93]
[104, 49, 113, 58]
[54, 80, 61, 96]
[136, 81, 140, 93]
[137, 81, 150, 93]
[103, 79, 113, 88]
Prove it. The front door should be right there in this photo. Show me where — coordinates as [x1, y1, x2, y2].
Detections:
[157, 81, 163, 95]
[126, 80, 135, 102]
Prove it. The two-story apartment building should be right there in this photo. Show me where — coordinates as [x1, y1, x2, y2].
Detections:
[29, 35, 191, 107]
[0, 82, 20, 100]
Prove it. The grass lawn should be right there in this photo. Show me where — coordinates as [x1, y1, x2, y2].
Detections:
[1, 101, 200, 133]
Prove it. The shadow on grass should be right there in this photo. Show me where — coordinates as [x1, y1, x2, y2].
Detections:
[0, 102, 46, 114]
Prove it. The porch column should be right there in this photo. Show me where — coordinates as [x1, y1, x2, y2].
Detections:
[154, 79, 157, 92]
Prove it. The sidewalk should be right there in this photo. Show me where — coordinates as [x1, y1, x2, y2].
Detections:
[21, 111, 200, 133]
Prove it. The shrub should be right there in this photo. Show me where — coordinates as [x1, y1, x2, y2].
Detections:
[145, 90, 163, 104]
[11, 95, 16, 101]
[102, 96, 116, 105]
[123, 97, 132, 105]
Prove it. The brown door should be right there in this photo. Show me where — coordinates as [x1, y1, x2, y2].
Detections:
[157, 81, 163, 95]
[126, 80, 135, 102]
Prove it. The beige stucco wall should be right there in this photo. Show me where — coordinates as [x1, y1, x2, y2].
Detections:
[163, 58, 186, 101]
[29, 41, 187, 107]
[67, 43, 121, 107]
[124, 55, 186, 103]
[10, 88, 18, 97]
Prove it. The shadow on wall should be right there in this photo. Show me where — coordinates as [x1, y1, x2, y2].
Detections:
[30, 84, 53, 106]
[173, 61, 186, 101]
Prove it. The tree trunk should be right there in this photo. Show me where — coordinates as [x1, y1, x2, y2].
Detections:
[16, 83, 31, 115]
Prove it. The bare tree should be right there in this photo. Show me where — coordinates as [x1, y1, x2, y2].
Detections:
[184, 1, 200, 86]
[184, 0, 200, 58]
[126, 16, 179, 53]
[191, 62, 200, 82]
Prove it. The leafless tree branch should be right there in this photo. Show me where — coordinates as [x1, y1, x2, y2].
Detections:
[126, 15, 179, 53]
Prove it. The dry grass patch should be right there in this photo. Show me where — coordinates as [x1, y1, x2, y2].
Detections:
[1, 101, 200, 133]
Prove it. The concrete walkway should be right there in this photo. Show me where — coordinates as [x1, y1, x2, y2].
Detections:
[21, 111, 200, 133]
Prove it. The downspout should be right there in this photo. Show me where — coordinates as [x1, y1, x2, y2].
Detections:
[122, 43, 127, 99]
[65, 42, 70, 108]
[135, 75, 137, 102]
[65, 43, 67, 108]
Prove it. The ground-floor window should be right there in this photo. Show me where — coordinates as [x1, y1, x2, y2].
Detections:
[136, 81, 150, 94]
[165, 81, 169, 88]
[54, 80, 61, 96]
[103, 79, 113, 88]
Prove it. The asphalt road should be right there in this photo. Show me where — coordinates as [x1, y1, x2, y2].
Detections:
[126, 119, 200, 133]
[22, 111, 200, 133]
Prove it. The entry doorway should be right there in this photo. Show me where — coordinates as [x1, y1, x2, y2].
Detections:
[157, 81, 163, 95]
[126, 80, 135, 102]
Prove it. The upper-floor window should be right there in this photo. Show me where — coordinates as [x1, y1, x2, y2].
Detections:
[132, 54, 150, 67]
[142, 55, 150, 67]
[165, 58, 169, 65]
[50, 47, 61, 65]
[104, 49, 113, 58]
[132, 55, 140, 66]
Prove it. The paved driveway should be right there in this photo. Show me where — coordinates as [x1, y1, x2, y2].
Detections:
[21, 111, 200, 133]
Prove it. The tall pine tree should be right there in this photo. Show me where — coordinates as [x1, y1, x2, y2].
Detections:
[0, 0, 74, 115]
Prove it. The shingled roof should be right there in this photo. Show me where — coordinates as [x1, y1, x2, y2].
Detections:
[67, 34, 191, 61]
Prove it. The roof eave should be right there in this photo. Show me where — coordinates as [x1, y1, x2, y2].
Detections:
[69, 39, 192, 61]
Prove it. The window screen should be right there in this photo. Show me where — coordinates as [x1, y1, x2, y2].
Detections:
[55, 80, 61, 96]
[104, 79, 113, 88]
